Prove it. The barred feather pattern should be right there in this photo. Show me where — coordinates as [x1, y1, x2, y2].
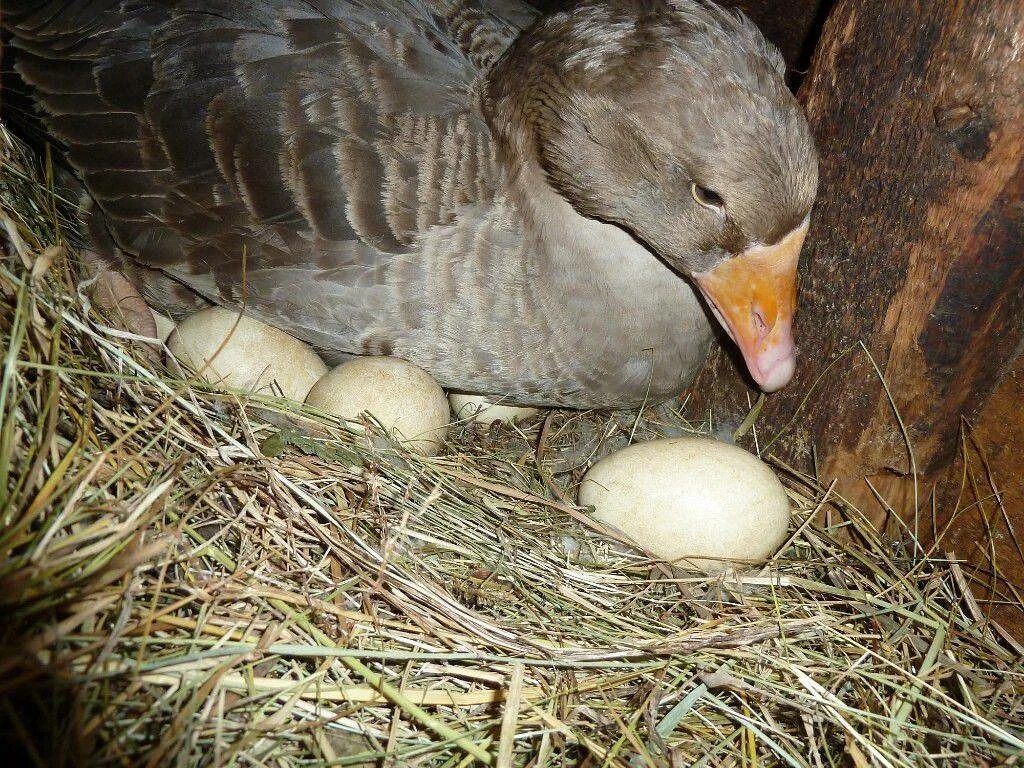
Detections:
[4, 0, 741, 407]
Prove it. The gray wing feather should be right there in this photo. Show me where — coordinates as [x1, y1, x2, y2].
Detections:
[6, 0, 534, 356]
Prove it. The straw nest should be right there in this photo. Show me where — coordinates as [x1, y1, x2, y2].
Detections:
[1, 124, 1022, 767]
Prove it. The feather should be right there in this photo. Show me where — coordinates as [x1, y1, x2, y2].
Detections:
[3, 0, 817, 408]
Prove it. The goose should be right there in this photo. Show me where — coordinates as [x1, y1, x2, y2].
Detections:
[4, 0, 818, 408]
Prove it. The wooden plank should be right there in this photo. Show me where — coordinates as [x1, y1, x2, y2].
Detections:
[688, 0, 1024, 527]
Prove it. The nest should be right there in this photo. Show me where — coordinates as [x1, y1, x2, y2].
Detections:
[2, 124, 1022, 767]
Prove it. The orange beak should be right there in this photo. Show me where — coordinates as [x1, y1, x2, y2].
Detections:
[694, 222, 807, 392]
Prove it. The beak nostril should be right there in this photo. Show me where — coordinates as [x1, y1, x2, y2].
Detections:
[752, 305, 771, 339]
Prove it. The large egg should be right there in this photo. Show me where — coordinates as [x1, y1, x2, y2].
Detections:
[152, 310, 176, 343]
[305, 357, 449, 455]
[167, 307, 327, 402]
[578, 437, 791, 572]
[449, 393, 540, 425]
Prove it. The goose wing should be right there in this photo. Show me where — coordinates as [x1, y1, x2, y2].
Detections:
[8, 0, 535, 347]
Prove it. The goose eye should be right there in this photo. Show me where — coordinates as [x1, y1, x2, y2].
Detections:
[691, 182, 725, 211]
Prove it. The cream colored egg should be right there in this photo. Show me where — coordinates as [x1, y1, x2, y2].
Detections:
[167, 307, 328, 402]
[449, 393, 540, 424]
[305, 357, 449, 455]
[151, 310, 176, 343]
[578, 437, 791, 572]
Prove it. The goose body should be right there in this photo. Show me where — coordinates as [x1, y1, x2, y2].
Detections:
[5, 0, 817, 408]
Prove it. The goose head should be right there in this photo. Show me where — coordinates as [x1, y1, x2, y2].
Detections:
[485, 0, 818, 392]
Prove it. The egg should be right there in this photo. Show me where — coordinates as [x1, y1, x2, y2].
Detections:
[152, 310, 176, 343]
[167, 307, 328, 401]
[449, 393, 540, 424]
[578, 437, 791, 572]
[305, 357, 449, 455]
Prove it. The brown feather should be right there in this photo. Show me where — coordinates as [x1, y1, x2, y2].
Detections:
[4, 0, 817, 408]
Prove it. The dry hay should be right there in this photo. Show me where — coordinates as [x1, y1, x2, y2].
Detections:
[1, 124, 1022, 767]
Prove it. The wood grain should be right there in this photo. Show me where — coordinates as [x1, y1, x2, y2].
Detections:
[689, 0, 1024, 528]
[940, 355, 1024, 638]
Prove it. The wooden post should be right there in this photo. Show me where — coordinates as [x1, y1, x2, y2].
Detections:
[689, 0, 1024, 529]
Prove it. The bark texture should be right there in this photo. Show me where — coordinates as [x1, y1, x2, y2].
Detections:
[943, 354, 1024, 638]
[689, 0, 1024, 524]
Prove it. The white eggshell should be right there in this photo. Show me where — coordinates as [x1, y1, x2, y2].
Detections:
[151, 310, 176, 343]
[305, 357, 449, 455]
[449, 393, 540, 424]
[167, 307, 327, 402]
[578, 437, 791, 572]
